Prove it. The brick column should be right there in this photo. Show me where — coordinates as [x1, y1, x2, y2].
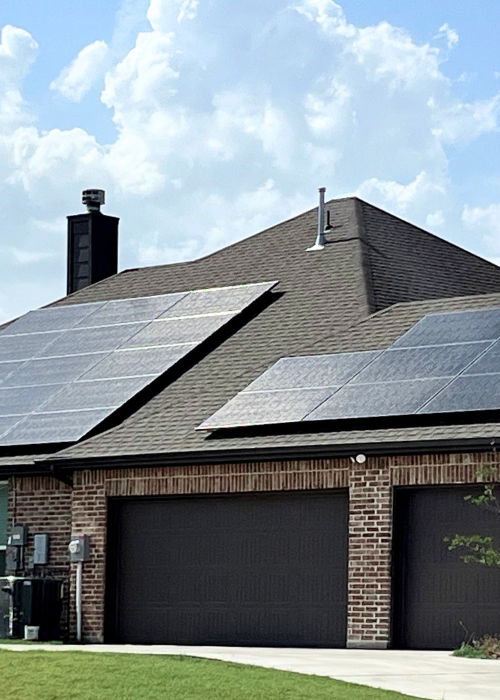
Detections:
[347, 457, 392, 648]
[71, 471, 107, 642]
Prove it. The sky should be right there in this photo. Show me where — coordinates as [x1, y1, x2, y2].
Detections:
[1, 0, 500, 323]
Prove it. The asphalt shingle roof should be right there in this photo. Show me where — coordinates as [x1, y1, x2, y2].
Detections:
[3, 196, 500, 471]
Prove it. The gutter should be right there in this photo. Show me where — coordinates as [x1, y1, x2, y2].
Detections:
[0, 435, 494, 477]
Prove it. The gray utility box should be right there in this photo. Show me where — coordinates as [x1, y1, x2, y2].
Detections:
[9, 525, 28, 546]
[69, 535, 90, 562]
[33, 534, 50, 565]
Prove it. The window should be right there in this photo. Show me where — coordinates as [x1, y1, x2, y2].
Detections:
[0, 482, 7, 576]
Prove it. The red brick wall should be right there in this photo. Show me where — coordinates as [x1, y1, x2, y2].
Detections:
[8, 476, 72, 577]
[7, 451, 500, 646]
[347, 458, 392, 649]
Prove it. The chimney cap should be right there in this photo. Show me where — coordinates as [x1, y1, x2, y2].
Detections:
[82, 189, 105, 213]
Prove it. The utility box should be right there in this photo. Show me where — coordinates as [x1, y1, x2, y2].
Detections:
[33, 534, 50, 566]
[9, 525, 28, 546]
[69, 535, 90, 562]
[5, 546, 21, 572]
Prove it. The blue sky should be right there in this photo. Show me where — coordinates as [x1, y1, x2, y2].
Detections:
[1, 0, 500, 322]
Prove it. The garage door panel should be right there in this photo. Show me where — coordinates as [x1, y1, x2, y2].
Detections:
[394, 487, 500, 649]
[117, 602, 347, 646]
[106, 490, 348, 646]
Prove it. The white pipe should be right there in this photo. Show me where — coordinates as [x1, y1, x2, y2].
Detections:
[76, 561, 83, 642]
[307, 187, 326, 250]
[317, 187, 325, 246]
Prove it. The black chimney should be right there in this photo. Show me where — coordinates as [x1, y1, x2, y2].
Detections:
[67, 189, 119, 294]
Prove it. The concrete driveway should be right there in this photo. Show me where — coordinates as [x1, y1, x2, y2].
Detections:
[1, 644, 499, 700]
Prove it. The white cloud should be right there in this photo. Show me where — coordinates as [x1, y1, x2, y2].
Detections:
[0, 25, 38, 127]
[50, 40, 112, 102]
[435, 23, 459, 50]
[357, 171, 447, 215]
[426, 210, 445, 229]
[0, 2, 500, 322]
[462, 203, 500, 253]
[7, 247, 56, 264]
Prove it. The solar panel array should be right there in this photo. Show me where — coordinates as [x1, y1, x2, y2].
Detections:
[0, 281, 276, 445]
[199, 307, 500, 430]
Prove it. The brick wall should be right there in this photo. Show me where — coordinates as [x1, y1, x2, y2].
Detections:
[7, 475, 72, 637]
[6, 451, 500, 646]
[8, 476, 72, 576]
[347, 458, 392, 649]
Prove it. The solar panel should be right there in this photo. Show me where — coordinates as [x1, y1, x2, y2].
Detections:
[0, 280, 277, 445]
[2, 354, 107, 387]
[350, 343, 490, 384]
[245, 352, 381, 392]
[5, 302, 104, 335]
[0, 385, 64, 415]
[393, 308, 500, 348]
[199, 306, 500, 431]
[306, 378, 449, 421]
[122, 314, 235, 349]
[158, 282, 275, 318]
[75, 293, 187, 327]
[0, 332, 63, 362]
[463, 340, 500, 376]
[419, 375, 500, 414]
[0, 416, 23, 439]
[0, 410, 115, 446]
[79, 345, 196, 381]
[199, 388, 334, 429]
[39, 377, 151, 412]
[0, 362, 24, 384]
[37, 323, 147, 358]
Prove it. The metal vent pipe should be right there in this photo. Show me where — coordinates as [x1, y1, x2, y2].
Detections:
[307, 187, 326, 251]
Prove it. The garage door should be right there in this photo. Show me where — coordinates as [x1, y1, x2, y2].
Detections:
[393, 486, 500, 649]
[105, 490, 348, 646]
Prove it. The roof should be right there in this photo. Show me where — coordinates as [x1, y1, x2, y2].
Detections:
[3, 196, 500, 472]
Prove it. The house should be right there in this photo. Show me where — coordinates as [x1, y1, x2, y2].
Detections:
[1, 190, 500, 649]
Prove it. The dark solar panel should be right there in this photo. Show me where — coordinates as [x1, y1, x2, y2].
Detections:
[393, 308, 500, 348]
[0, 362, 24, 384]
[0, 332, 63, 362]
[80, 345, 195, 381]
[76, 293, 187, 327]
[0, 409, 114, 446]
[199, 388, 334, 430]
[0, 385, 64, 415]
[350, 343, 491, 384]
[306, 378, 449, 421]
[0, 415, 23, 438]
[40, 377, 151, 413]
[3, 354, 107, 387]
[0, 281, 276, 445]
[123, 314, 235, 349]
[37, 323, 146, 358]
[158, 282, 275, 318]
[463, 340, 500, 376]
[419, 375, 500, 414]
[246, 351, 381, 392]
[5, 302, 104, 335]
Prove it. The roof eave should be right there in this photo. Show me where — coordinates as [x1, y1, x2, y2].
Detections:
[0, 435, 494, 477]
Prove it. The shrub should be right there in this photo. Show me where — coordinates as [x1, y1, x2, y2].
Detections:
[453, 635, 500, 659]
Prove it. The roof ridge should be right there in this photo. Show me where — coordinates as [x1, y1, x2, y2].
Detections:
[121, 196, 361, 274]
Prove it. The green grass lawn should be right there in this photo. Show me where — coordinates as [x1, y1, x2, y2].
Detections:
[0, 649, 423, 700]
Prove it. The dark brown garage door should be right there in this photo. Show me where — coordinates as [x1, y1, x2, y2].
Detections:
[105, 490, 348, 646]
[393, 486, 500, 649]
